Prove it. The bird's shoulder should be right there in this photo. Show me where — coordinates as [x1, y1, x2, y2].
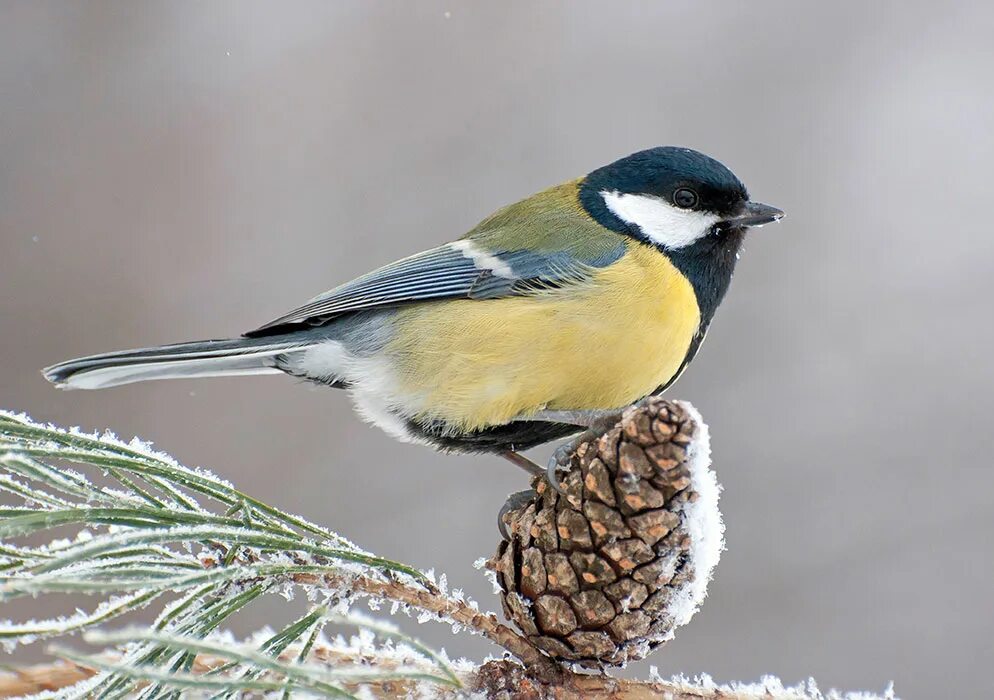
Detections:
[463, 178, 624, 267]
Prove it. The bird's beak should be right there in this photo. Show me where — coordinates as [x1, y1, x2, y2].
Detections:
[724, 201, 785, 228]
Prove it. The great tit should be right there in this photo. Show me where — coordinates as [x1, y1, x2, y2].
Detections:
[44, 146, 783, 480]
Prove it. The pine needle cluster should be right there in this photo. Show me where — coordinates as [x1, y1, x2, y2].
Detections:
[0, 411, 460, 698]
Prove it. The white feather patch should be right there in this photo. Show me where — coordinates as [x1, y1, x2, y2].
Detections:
[291, 341, 426, 445]
[601, 190, 720, 249]
[448, 240, 515, 279]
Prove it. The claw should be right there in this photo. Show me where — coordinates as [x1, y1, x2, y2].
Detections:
[499, 489, 537, 540]
[545, 437, 582, 496]
[545, 456, 567, 495]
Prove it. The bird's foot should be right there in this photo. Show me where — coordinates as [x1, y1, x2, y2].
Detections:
[544, 445, 572, 495]
[502, 448, 569, 496]
[545, 403, 651, 493]
[499, 488, 538, 540]
[544, 427, 608, 495]
[505, 400, 650, 497]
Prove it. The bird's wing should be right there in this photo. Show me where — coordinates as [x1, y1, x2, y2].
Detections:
[246, 184, 625, 336]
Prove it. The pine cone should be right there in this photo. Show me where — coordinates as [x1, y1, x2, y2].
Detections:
[489, 398, 723, 668]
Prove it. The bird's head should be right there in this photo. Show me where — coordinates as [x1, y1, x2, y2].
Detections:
[579, 146, 783, 251]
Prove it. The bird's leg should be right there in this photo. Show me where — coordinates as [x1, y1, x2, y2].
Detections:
[498, 488, 538, 540]
[499, 449, 544, 478]
[528, 408, 627, 433]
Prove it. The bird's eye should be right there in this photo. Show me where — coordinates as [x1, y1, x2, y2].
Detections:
[673, 188, 699, 209]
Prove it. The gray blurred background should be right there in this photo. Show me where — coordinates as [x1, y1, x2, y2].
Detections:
[2, 1, 993, 696]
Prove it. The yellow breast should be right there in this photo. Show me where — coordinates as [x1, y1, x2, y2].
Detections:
[385, 241, 701, 431]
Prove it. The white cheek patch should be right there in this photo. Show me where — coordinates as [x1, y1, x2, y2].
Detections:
[601, 190, 721, 250]
[448, 240, 515, 279]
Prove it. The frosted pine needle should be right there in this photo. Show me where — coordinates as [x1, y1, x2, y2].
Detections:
[0, 411, 458, 697]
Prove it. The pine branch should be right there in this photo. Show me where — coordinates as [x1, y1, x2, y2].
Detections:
[0, 656, 897, 700]
[0, 409, 897, 699]
[0, 411, 466, 697]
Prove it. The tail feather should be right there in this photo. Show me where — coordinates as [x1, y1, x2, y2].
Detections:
[43, 337, 311, 390]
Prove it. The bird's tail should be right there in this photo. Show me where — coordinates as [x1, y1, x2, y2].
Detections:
[43, 336, 314, 390]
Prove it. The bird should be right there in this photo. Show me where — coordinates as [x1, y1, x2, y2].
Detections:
[43, 146, 783, 495]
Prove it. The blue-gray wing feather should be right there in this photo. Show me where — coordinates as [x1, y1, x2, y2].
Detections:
[247, 240, 625, 336]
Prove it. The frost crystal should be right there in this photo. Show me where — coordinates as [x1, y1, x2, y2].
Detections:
[661, 672, 899, 700]
[667, 401, 725, 627]
[475, 557, 503, 594]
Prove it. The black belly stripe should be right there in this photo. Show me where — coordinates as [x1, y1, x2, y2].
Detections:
[406, 418, 580, 454]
